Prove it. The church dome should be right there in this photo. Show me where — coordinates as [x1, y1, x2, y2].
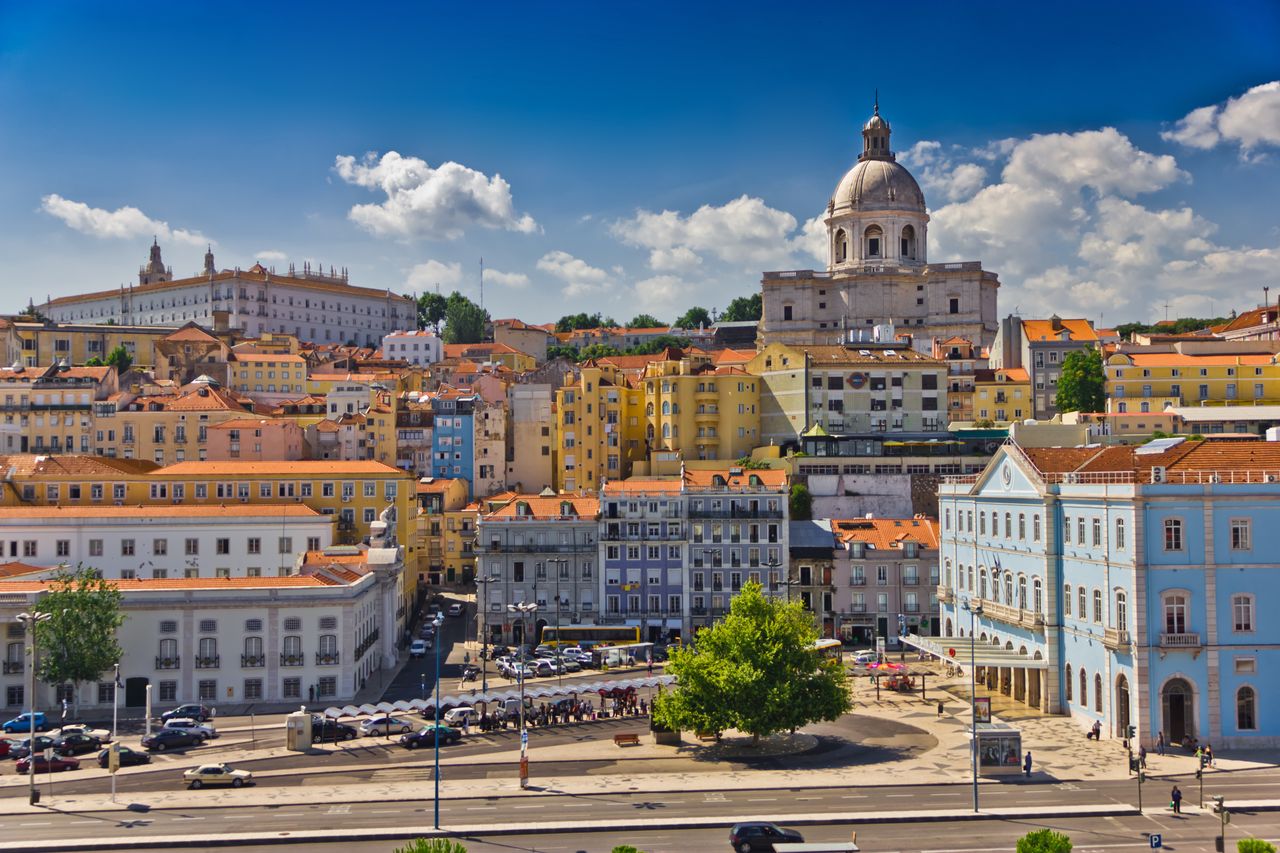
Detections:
[831, 158, 926, 214]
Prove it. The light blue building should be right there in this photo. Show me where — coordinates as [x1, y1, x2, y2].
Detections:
[429, 390, 476, 496]
[936, 437, 1280, 749]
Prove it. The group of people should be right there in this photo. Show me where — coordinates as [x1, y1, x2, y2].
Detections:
[469, 696, 649, 732]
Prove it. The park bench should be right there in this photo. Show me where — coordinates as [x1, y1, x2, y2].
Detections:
[696, 730, 720, 742]
[613, 733, 640, 747]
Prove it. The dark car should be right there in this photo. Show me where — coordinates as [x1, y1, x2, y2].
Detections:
[9, 735, 56, 759]
[16, 754, 79, 773]
[141, 728, 203, 752]
[400, 724, 461, 749]
[482, 645, 509, 660]
[52, 733, 102, 755]
[160, 703, 214, 723]
[728, 822, 804, 853]
[310, 717, 358, 742]
[97, 745, 151, 768]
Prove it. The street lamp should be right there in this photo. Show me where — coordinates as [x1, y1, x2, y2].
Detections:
[431, 613, 444, 828]
[547, 559, 568, 686]
[961, 597, 984, 813]
[475, 574, 500, 691]
[764, 558, 791, 599]
[16, 611, 50, 806]
[507, 600, 538, 789]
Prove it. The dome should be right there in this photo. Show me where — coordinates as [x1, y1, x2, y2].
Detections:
[863, 113, 889, 132]
[831, 158, 926, 214]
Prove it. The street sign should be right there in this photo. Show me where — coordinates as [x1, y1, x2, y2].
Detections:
[1150, 834, 1162, 848]
[108, 743, 120, 774]
[949, 648, 956, 657]
[521, 730, 529, 746]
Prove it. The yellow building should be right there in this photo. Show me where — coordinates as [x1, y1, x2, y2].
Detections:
[637, 358, 761, 463]
[442, 343, 537, 373]
[972, 367, 1032, 424]
[1, 320, 172, 371]
[229, 352, 308, 399]
[0, 363, 117, 455]
[96, 377, 256, 464]
[414, 477, 470, 587]
[440, 490, 517, 585]
[1106, 349, 1280, 412]
[553, 363, 644, 492]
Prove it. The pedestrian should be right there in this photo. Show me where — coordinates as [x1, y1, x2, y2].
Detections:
[1090, 720, 1102, 741]
[1157, 731, 1165, 756]
[462, 717, 470, 736]
[937, 700, 945, 718]
[1023, 751, 1032, 778]
[1170, 785, 1182, 814]
[1204, 744, 1213, 767]
[1195, 745, 1204, 767]
[1138, 745, 1147, 769]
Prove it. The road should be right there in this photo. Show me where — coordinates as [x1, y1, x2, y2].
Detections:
[382, 606, 470, 702]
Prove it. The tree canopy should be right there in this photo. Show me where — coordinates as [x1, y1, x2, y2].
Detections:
[33, 566, 125, 712]
[720, 294, 762, 323]
[555, 312, 615, 332]
[673, 306, 712, 330]
[627, 314, 664, 329]
[105, 344, 132, 374]
[789, 483, 813, 520]
[442, 292, 489, 344]
[417, 292, 448, 330]
[1114, 316, 1228, 339]
[653, 582, 850, 742]
[1054, 347, 1105, 414]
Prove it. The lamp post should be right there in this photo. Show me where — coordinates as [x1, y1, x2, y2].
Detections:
[476, 574, 499, 691]
[16, 611, 50, 806]
[507, 600, 538, 789]
[547, 559, 568, 685]
[961, 598, 984, 813]
[431, 613, 444, 828]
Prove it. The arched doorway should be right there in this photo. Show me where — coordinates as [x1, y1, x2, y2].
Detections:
[512, 620, 526, 646]
[1027, 651, 1042, 709]
[945, 618, 953, 637]
[1162, 678, 1194, 744]
[534, 619, 548, 646]
[1116, 674, 1131, 738]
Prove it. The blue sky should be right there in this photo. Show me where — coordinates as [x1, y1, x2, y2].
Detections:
[2, 1, 1279, 327]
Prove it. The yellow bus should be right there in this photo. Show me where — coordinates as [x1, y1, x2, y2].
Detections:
[813, 638, 844, 664]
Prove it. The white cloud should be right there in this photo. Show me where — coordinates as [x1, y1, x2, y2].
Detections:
[899, 141, 988, 202]
[632, 274, 684, 312]
[648, 246, 702, 272]
[406, 259, 464, 291]
[255, 249, 287, 262]
[537, 250, 612, 297]
[1163, 81, 1280, 155]
[484, 268, 530, 289]
[41, 194, 208, 246]
[612, 195, 799, 269]
[1002, 127, 1185, 197]
[334, 151, 538, 240]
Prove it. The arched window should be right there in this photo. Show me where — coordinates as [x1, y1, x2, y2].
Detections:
[944, 559, 953, 587]
[1080, 668, 1088, 708]
[1005, 513, 1012, 538]
[1093, 589, 1103, 623]
[1095, 674, 1103, 713]
[1065, 664, 1073, 701]
[864, 225, 883, 259]
[1004, 572, 1013, 605]
[158, 637, 177, 665]
[1115, 590, 1127, 632]
[646, 424, 655, 441]
[645, 402, 654, 417]
[835, 228, 848, 263]
[1078, 586, 1087, 618]
[319, 634, 338, 656]
[1018, 576, 1027, 611]
[1018, 513, 1026, 540]
[1232, 594, 1254, 632]
[243, 636, 263, 665]
[900, 224, 917, 260]
[661, 401, 670, 416]
[979, 569, 987, 599]
[1164, 593, 1188, 634]
[1064, 584, 1073, 616]
[1237, 686, 1257, 730]
[661, 423, 670, 439]
[1033, 578, 1043, 613]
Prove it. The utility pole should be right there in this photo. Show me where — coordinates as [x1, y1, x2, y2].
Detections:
[1211, 795, 1229, 852]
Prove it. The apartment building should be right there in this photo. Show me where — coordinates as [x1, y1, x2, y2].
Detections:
[972, 368, 1032, 425]
[831, 516, 940, 647]
[381, 330, 442, 367]
[1106, 345, 1280, 412]
[934, 337, 981, 422]
[0, 363, 118, 456]
[555, 363, 644, 492]
[601, 477, 687, 643]
[94, 378, 256, 465]
[1, 319, 171, 372]
[990, 315, 1099, 418]
[205, 418, 306, 462]
[637, 358, 761, 463]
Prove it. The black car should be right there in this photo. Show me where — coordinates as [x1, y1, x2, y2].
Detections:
[141, 728, 203, 751]
[310, 717, 358, 742]
[160, 703, 214, 723]
[482, 645, 509, 660]
[97, 745, 151, 768]
[52, 733, 102, 756]
[728, 822, 804, 853]
[399, 724, 462, 749]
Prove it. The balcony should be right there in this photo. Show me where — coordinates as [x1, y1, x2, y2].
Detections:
[850, 577, 867, 586]
[691, 606, 707, 616]
[280, 653, 305, 667]
[1102, 628, 1131, 651]
[687, 508, 784, 520]
[1159, 632, 1201, 650]
[480, 542, 597, 553]
[936, 584, 954, 603]
[315, 652, 340, 666]
[155, 656, 180, 670]
[194, 655, 220, 669]
[2, 661, 21, 675]
[240, 654, 265, 668]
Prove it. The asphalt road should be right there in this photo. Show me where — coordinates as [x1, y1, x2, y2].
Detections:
[383, 608, 470, 702]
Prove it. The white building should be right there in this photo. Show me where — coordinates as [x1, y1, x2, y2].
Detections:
[381, 330, 442, 367]
[0, 505, 334, 579]
[40, 242, 415, 348]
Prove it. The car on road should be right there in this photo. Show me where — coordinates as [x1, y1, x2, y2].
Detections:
[728, 822, 805, 852]
[532, 659, 561, 677]
[559, 646, 588, 662]
[163, 718, 218, 740]
[141, 728, 203, 752]
[8, 735, 56, 759]
[482, 644, 509, 660]
[184, 763, 252, 789]
[51, 732, 102, 755]
[547, 656, 582, 672]
[161, 703, 214, 723]
[850, 649, 878, 665]
[16, 754, 79, 773]
[0, 739, 11, 759]
[360, 715, 414, 736]
[441, 706, 477, 727]
[2, 712, 47, 733]
[310, 717, 359, 742]
[418, 623, 436, 639]
[97, 745, 151, 768]
[56, 723, 112, 742]
[400, 724, 461, 749]
[409, 639, 428, 658]
[447, 602, 463, 617]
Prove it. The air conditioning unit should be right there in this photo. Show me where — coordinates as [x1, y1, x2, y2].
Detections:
[1150, 466, 1166, 484]
[1265, 474, 1278, 484]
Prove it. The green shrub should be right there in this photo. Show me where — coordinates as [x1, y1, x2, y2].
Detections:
[1238, 840, 1277, 853]
[612, 847, 646, 853]
[393, 839, 468, 853]
[1016, 829, 1072, 853]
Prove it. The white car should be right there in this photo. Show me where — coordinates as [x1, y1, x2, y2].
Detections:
[447, 603, 463, 617]
[442, 706, 477, 727]
[360, 715, 413, 736]
[560, 647, 588, 662]
[56, 723, 112, 742]
[184, 763, 251, 789]
[851, 650, 878, 665]
[162, 718, 218, 740]
[409, 639, 428, 658]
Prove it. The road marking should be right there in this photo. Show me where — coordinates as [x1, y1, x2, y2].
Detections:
[173, 816, 205, 821]
[326, 804, 351, 815]
[18, 822, 50, 827]
[222, 815, 254, 820]
[562, 803, 592, 808]
[749, 798, 777, 802]
[466, 806, 497, 810]
[796, 797, 819, 801]
[886, 793, 916, 797]
[370, 809, 398, 814]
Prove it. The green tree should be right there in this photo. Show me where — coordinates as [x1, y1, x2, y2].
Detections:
[1054, 347, 1105, 414]
[546, 345, 580, 362]
[578, 343, 623, 361]
[442, 292, 489, 344]
[627, 314, 663, 329]
[789, 483, 812, 521]
[627, 335, 685, 355]
[555, 312, 612, 332]
[673, 306, 712, 330]
[612, 847, 647, 853]
[721, 294, 762, 322]
[417, 292, 448, 330]
[735, 456, 771, 470]
[84, 357, 105, 367]
[105, 344, 133, 374]
[33, 566, 125, 714]
[653, 582, 850, 743]
[1016, 829, 1072, 853]
[393, 840, 469, 853]
[1239, 840, 1278, 853]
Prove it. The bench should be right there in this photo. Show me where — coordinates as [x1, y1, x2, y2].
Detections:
[696, 730, 720, 743]
[613, 733, 640, 747]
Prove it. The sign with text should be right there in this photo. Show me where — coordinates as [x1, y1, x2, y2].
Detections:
[974, 697, 992, 723]
[1150, 834, 1162, 848]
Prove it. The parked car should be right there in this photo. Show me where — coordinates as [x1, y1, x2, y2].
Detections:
[56, 723, 111, 742]
[555, 658, 582, 673]
[442, 706, 477, 727]
[409, 640, 428, 658]
[532, 659, 560, 677]
[649, 645, 669, 662]
[559, 646, 587, 662]
[163, 718, 218, 740]
[447, 602, 464, 617]
[2, 712, 47, 734]
[51, 733, 102, 755]
[310, 717, 358, 742]
[16, 754, 79, 773]
[184, 763, 252, 789]
[360, 715, 413, 736]
[161, 704, 214, 723]
[851, 650, 878, 665]
[9, 735, 56, 759]
[418, 623, 436, 639]
[0, 739, 11, 759]
[400, 724, 461, 749]
[483, 645, 510, 660]
[728, 822, 805, 853]
[97, 745, 151, 768]
[141, 728, 203, 752]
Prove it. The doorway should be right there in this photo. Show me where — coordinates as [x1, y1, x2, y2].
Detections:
[125, 677, 149, 708]
[1116, 674, 1131, 737]
[1162, 678, 1193, 744]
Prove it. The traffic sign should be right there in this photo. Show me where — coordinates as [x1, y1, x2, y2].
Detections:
[949, 648, 956, 657]
[108, 742, 120, 774]
[1150, 834, 1162, 848]
[521, 730, 528, 746]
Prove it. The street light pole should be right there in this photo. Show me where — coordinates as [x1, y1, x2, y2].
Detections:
[962, 598, 983, 813]
[548, 559, 568, 686]
[16, 611, 50, 806]
[432, 613, 443, 828]
[507, 600, 538, 789]
[476, 574, 499, 692]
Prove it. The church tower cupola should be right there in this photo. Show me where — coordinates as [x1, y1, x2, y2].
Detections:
[203, 245, 216, 276]
[139, 237, 173, 286]
[860, 94, 893, 162]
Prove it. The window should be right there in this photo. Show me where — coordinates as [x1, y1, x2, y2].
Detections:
[1232, 594, 1254, 632]
[1063, 584, 1072, 616]
[247, 538, 261, 555]
[121, 539, 135, 556]
[1065, 664, 1072, 701]
[1063, 517, 1071, 545]
[1164, 594, 1188, 634]
[1079, 668, 1088, 708]
[185, 538, 199, 556]
[1163, 518, 1183, 551]
[1115, 591, 1127, 632]
[1237, 686, 1257, 730]
[216, 538, 230, 555]
[1092, 518, 1101, 547]
[159, 681, 177, 703]
[1033, 578, 1043, 613]
[244, 679, 263, 701]
[279, 537, 293, 554]
[1078, 586, 1086, 618]
[1115, 518, 1125, 550]
[1094, 674, 1103, 713]
[1033, 514, 1041, 542]
[1092, 589, 1102, 623]
[89, 539, 103, 557]
[1231, 518, 1251, 551]
[317, 677, 336, 698]
[282, 678, 301, 699]
[1018, 514, 1026, 540]
[55, 539, 69, 557]
[1077, 517, 1085, 545]
[284, 617, 302, 631]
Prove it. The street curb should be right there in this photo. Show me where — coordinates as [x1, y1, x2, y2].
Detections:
[0, 804, 1144, 851]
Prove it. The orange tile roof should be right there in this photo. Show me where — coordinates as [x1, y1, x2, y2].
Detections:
[1017, 447, 1107, 474]
[773, 345, 943, 367]
[1022, 318, 1099, 342]
[0, 562, 47, 578]
[161, 325, 222, 344]
[995, 368, 1030, 382]
[683, 467, 788, 490]
[207, 417, 297, 430]
[0, 504, 323, 520]
[0, 575, 337, 592]
[712, 348, 754, 366]
[602, 477, 683, 495]
[832, 517, 940, 549]
[482, 494, 600, 520]
[417, 478, 462, 494]
[0, 455, 159, 478]
[1119, 353, 1276, 367]
[156, 460, 407, 476]
[1220, 306, 1274, 333]
[50, 366, 113, 381]
[232, 353, 306, 364]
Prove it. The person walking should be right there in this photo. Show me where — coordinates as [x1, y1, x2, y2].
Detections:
[1170, 785, 1182, 814]
[1138, 744, 1147, 769]
[1157, 731, 1165, 756]
[1195, 745, 1204, 768]
[1204, 744, 1214, 767]
[1023, 751, 1033, 778]
[1090, 720, 1102, 741]
[937, 700, 945, 718]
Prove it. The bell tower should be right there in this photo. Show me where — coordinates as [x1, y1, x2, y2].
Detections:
[139, 237, 172, 285]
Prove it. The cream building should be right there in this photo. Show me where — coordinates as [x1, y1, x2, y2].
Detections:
[759, 103, 999, 349]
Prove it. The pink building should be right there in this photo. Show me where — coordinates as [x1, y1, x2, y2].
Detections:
[205, 417, 305, 461]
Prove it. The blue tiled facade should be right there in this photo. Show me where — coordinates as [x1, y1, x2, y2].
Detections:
[430, 394, 476, 495]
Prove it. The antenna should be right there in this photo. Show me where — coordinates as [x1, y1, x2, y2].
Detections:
[1163, 301, 1171, 323]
